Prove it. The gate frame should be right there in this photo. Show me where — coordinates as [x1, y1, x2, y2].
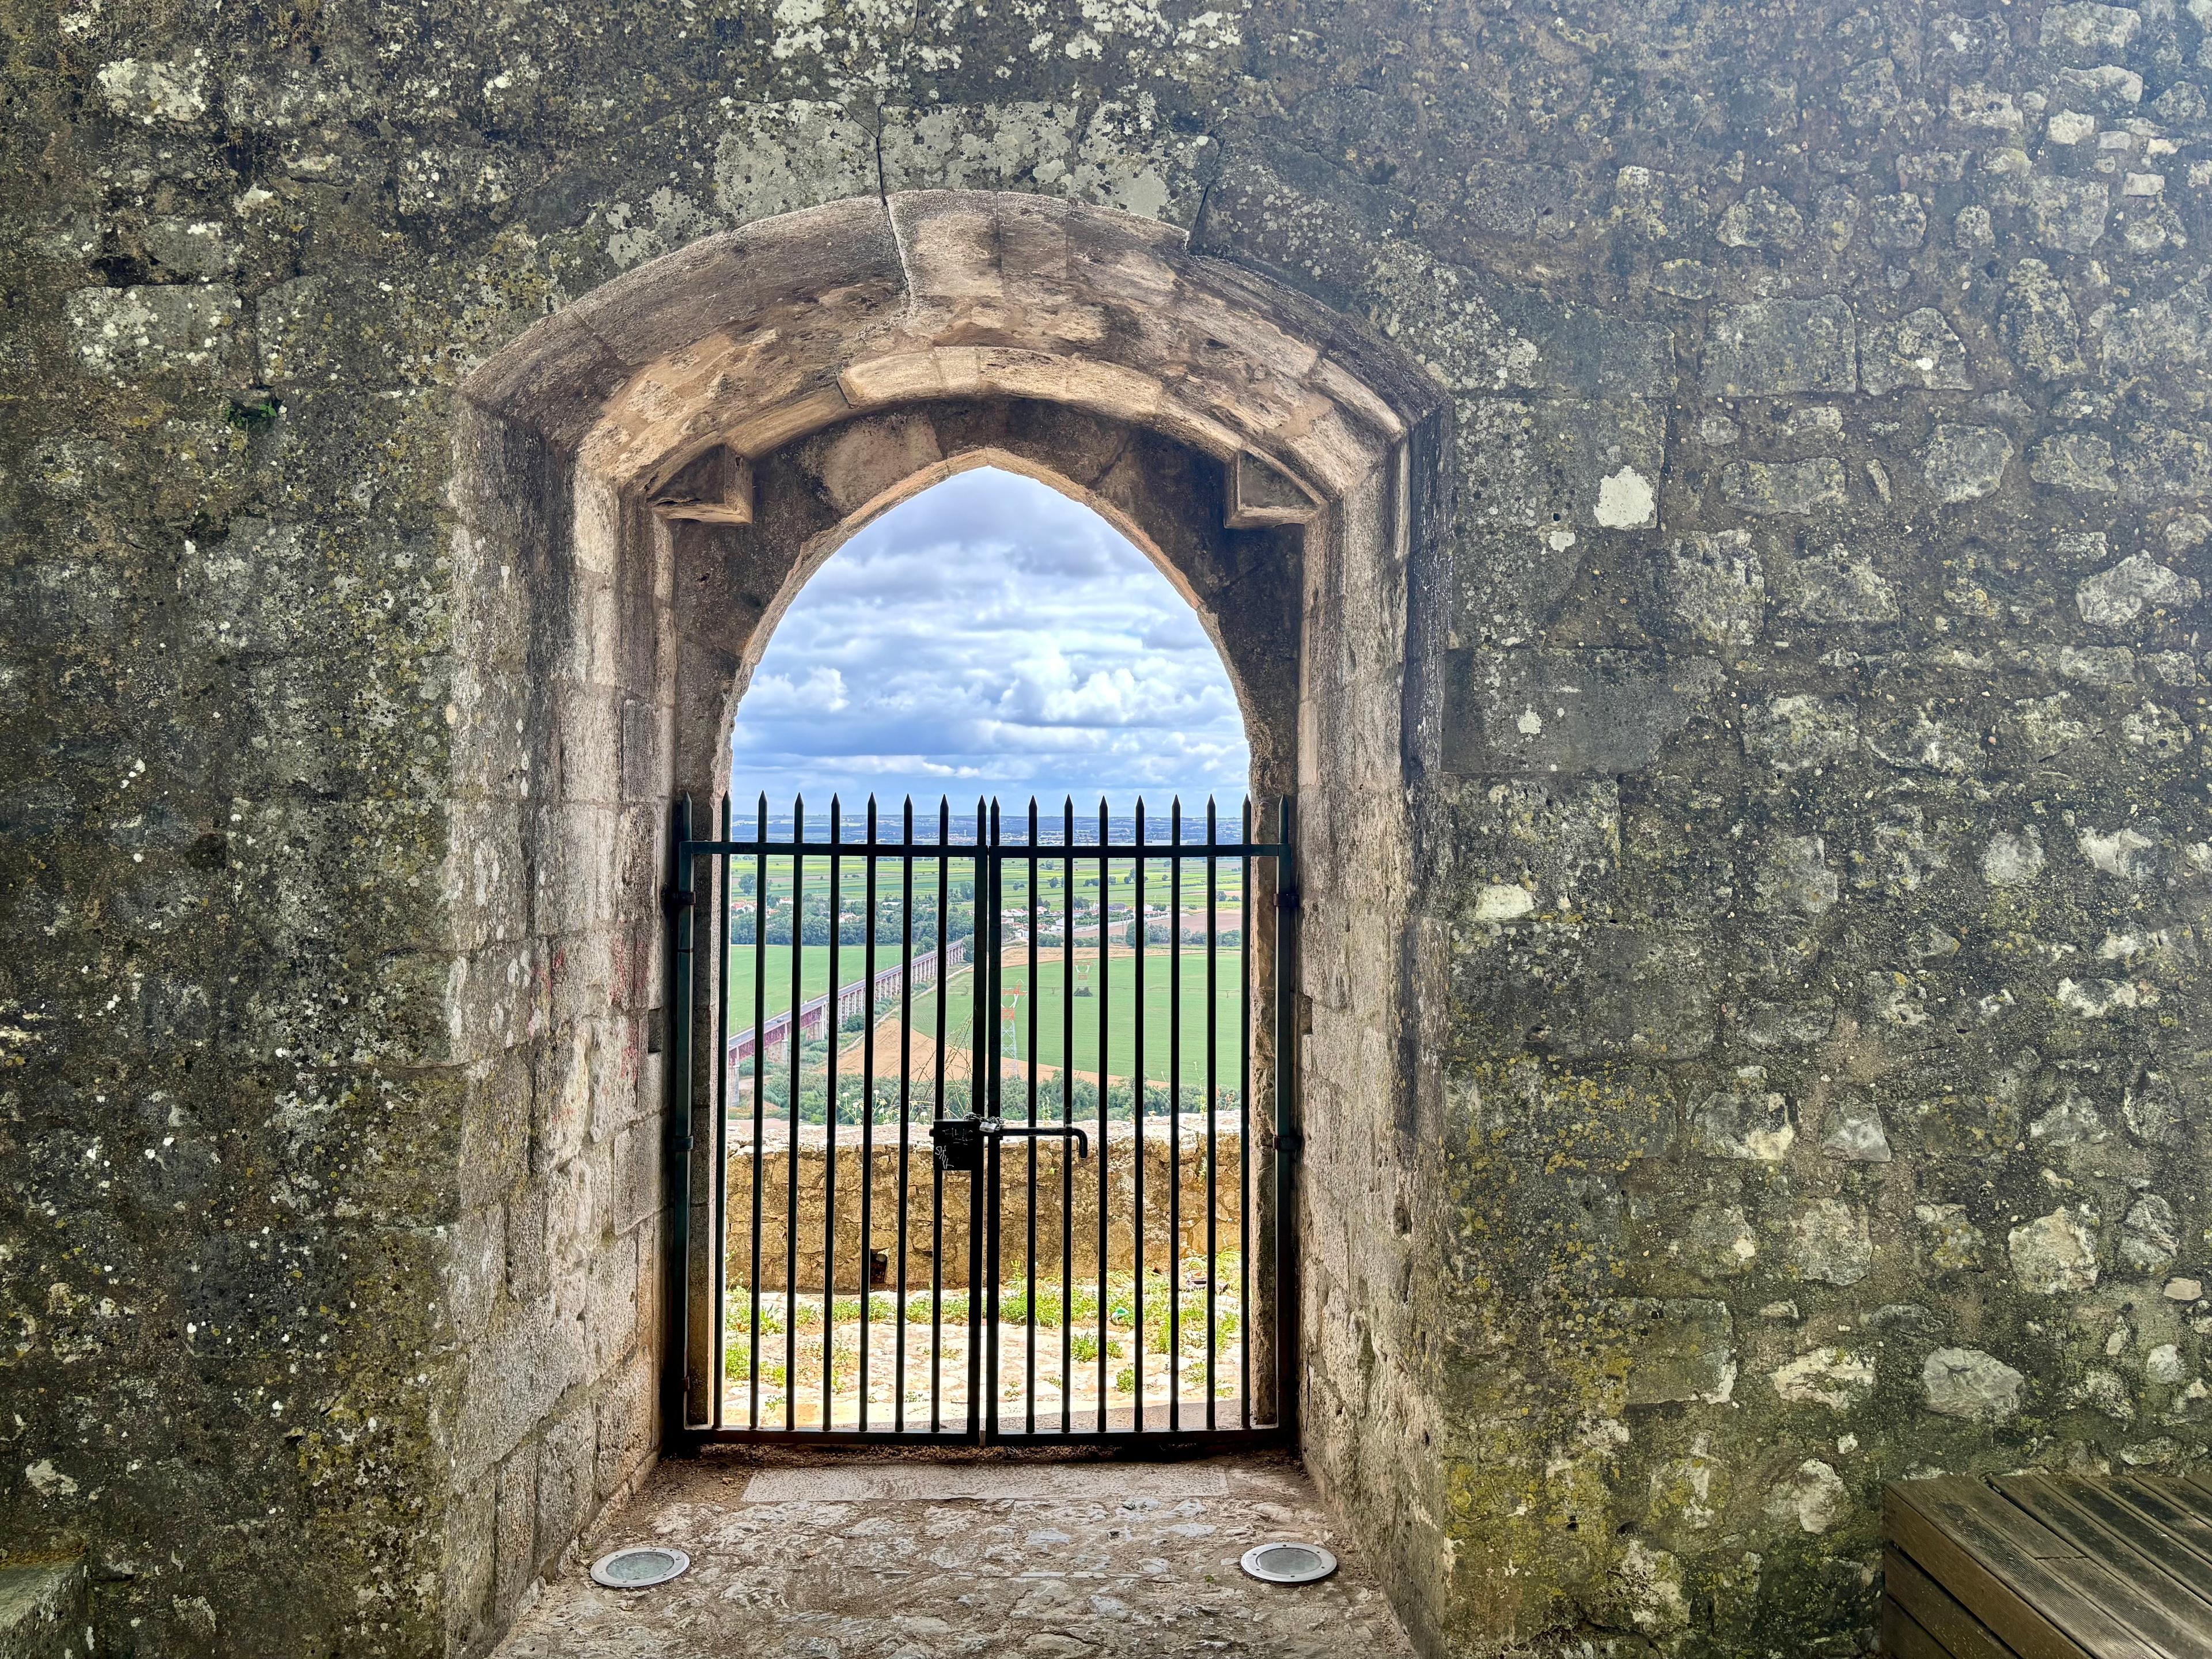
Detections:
[662, 792, 1301, 1452]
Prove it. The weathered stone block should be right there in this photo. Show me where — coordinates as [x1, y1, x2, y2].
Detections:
[447, 1202, 507, 1342]
[2053, 66, 2145, 113]
[878, 101, 1216, 229]
[1789, 1199, 1873, 1286]
[1718, 186, 1804, 250]
[2032, 433, 2118, 493]
[1454, 923, 1720, 1059]
[184, 518, 318, 654]
[1922, 1346, 2025, 1420]
[2009, 1207, 2101, 1293]
[1771, 548, 1898, 623]
[1442, 650, 1723, 776]
[456, 1292, 590, 1478]
[2077, 553, 2202, 627]
[1681, 1202, 1758, 1277]
[535, 1402, 597, 1575]
[1865, 193, 1929, 250]
[1742, 694, 1859, 770]
[0, 1561, 86, 1659]
[1752, 835, 1839, 915]
[1660, 531, 1763, 646]
[1444, 778, 1622, 918]
[2040, 1, 2141, 63]
[1771, 1347, 1876, 1412]
[1820, 1094, 1892, 1162]
[1922, 425, 2014, 503]
[1691, 1082, 1796, 1161]
[2004, 260, 2086, 380]
[1737, 997, 1837, 1048]
[2027, 177, 2112, 253]
[1530, 397, 1665, 530]
[585, 1233, 640, 1378]
[1721, 457, 1848, 516]
[1702, 299, 1856, 396]
[596, 1354, 657, 1502]
[443, 1476, 496, 1653]
[1607, 1297, 1737, 1406]
[65, 283, 243, 383]
[1859, 308, 1971, 393]
[460, 1049, 534, 1213]
[2120, 1195, 2180, 1277]
[494, 1447, 536, 1618]
[1918, 1205, 1986, 1271]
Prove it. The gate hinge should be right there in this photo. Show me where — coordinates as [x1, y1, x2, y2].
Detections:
[1276, 1128, 1305, 1158]
[1276, 885, 1301, 911]
[661, 884, 695, 912]
[668, 1134, 695, 1152]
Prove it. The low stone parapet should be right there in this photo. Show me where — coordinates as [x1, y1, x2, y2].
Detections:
[721, 1115, 1247, 1293]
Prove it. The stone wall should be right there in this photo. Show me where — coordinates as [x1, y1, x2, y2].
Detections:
[723, 1118, 1247, 1293]
[5, 1, 2212, 1657]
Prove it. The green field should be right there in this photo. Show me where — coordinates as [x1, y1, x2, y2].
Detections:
[728, 945, 1246, 1087]
[919, 949, 1248, 1086]
[726, 942, 921, 1025]
[725, 854, 1250, 1065]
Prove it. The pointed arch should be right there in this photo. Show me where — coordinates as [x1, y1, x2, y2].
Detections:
[440, 189, 1451, 1657]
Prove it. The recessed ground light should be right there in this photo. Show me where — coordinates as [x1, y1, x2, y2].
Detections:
[589, 1545, 690, 1589]
[1240, 1541, 1338, 1585]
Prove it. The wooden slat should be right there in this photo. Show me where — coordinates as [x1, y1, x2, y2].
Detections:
[1994, 1476, 2212, 1659]
[1888, 1481, 2157, 1659]
[1890, 1594, 1972, 1659]
[1888, 1547, 2022, 1659]
[2115, 1480, 2212, 1574]
[2038, 1480, 2212, 1618]
[2169, 1474, 2212, 1528]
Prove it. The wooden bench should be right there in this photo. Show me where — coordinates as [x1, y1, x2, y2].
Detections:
[1885, 1474, 2212, 1658]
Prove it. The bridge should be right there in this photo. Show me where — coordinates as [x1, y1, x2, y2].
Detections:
[727, 938, 968, 1066]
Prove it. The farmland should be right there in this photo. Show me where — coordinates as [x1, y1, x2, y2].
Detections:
[912, 947, 1247, 1086]
[724, 848, 1252, 1086]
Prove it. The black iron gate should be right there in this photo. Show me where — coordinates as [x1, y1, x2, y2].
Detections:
[663, 793, 1296, 1446]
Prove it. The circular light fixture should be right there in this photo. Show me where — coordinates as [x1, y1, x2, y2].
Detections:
[589, 1545, 691, 1590]
[1240, 1540, 1338, 1585]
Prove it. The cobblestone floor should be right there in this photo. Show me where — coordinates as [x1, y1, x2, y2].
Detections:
[494, 1450, 1415, 1658]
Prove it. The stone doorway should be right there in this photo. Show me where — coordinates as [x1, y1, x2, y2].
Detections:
[444, 191, 1448, 1653]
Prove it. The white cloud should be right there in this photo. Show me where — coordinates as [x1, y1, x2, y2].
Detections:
[738, 664, 849, 715]
[730, 468, 1251, 809]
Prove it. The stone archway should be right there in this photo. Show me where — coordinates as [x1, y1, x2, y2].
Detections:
[442, 191, 1448, 1653]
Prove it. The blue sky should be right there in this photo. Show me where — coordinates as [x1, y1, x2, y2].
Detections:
[729, 468, 1251, 815]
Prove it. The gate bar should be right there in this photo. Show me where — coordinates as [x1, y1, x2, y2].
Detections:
[1272, 795, 1299, 1445]
[748, 794, 768, 1431]
[713, 795, 731, 1430]
[662, 794, 695, 1435]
